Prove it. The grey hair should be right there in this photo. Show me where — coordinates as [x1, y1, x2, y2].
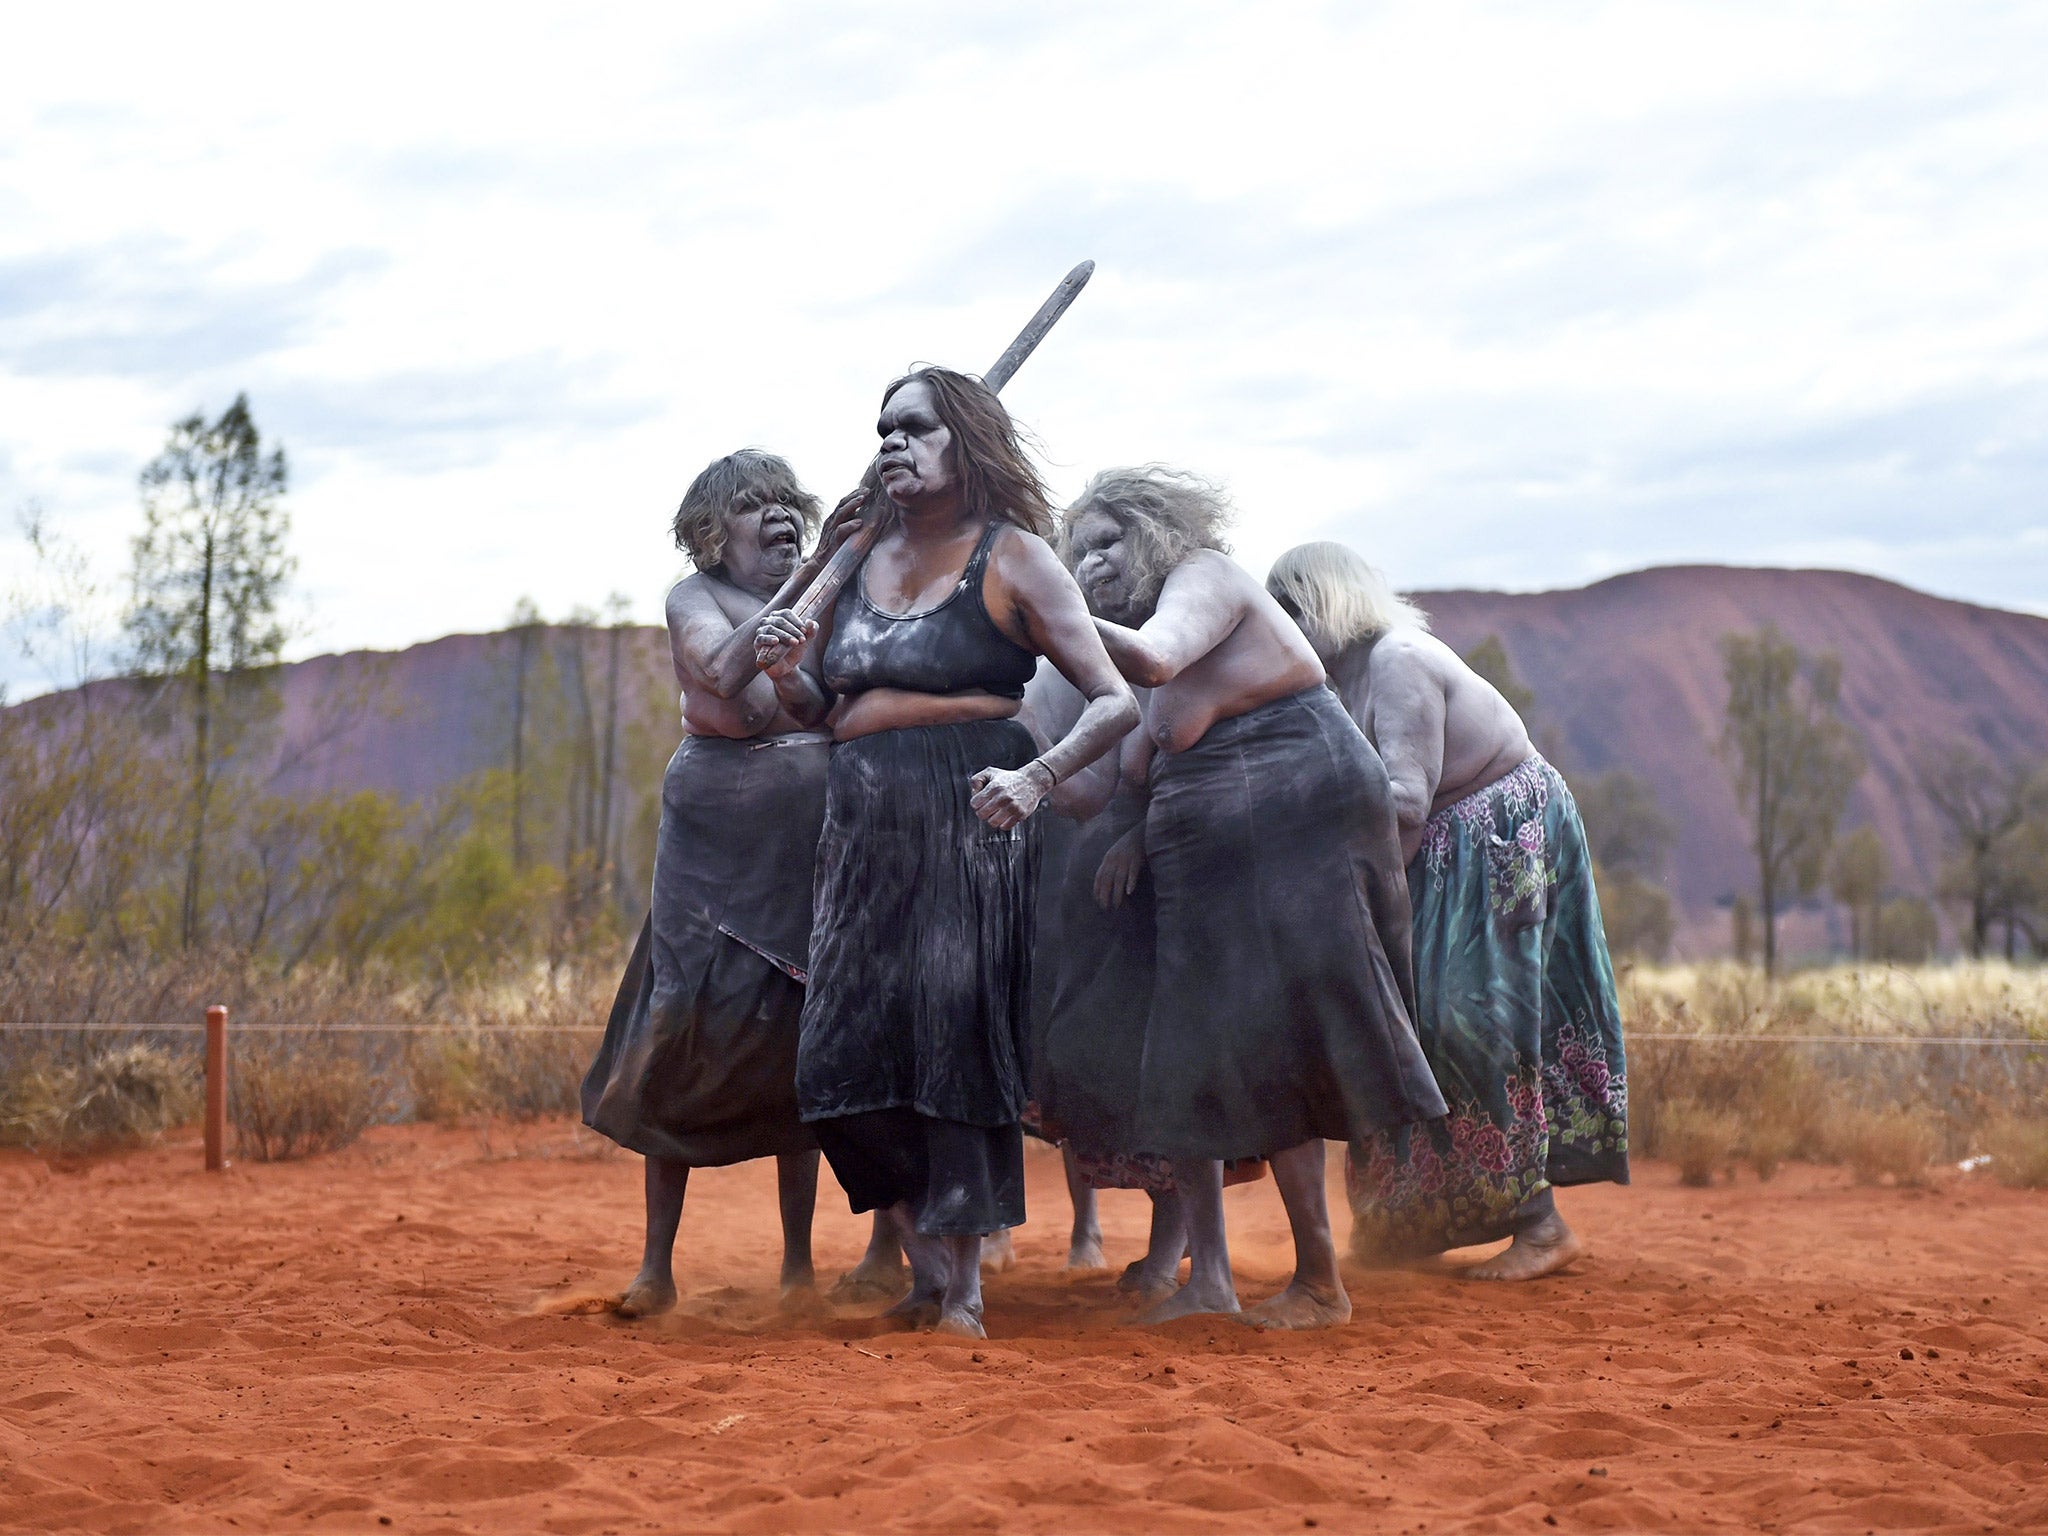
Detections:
[1265, 541, 1430, 647]
[671, 449, 822, 572]
[1059, 464, 1234, 615]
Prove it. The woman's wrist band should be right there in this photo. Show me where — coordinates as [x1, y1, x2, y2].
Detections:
[1026, 758, 1062, 791]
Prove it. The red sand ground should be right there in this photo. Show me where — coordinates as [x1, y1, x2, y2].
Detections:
[2, 1123, 2044, 1534]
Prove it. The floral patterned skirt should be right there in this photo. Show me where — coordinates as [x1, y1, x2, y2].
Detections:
[1345, 755, 1629, 1256]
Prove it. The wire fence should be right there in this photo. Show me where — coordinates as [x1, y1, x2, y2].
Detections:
[2, 1022, 2039, 1044]
[0, 1021, 603, 1033]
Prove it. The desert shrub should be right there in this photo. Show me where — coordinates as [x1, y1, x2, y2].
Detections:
[405, 1028, 586, 1123]
[470, 1030, 586, 1120]
[1981, 1117, 2048, 1190]
[407, 1032, 484, 1125]
[1660, 1099, 1743, 1187]
[231, 1035, 390, 1161]
[65, 1044, 198, 1145]
[0, 1041, 196, 1152]
[1746, 1121, 1795, 1181]
[1621, 962, 2048, 1176]
[1830, 1106, 1941, 1187]
[1751, 1057, 1832, 1164]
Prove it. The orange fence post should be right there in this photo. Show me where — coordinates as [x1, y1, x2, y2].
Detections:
[204, 1005, 227, 1172]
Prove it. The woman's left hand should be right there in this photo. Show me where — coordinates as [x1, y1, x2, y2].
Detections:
[969, 763, 1051, 829]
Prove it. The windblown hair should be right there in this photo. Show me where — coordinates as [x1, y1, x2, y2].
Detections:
[671, 449, 822, 572]
[1059, 465, 1235, 614]
[1265, 541, 1430, 648]
[879, 366, 1055, 537]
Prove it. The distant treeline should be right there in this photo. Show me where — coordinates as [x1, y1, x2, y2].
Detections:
[2, 397, 673, 986]
[6, 396, 2046, 983]
[1465, 631, 2048, 973]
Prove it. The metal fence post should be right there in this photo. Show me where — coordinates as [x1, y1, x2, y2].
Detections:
[204, 1005, 228, 1171]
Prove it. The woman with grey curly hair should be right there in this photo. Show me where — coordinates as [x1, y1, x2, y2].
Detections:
[583, 447, 862, 1320]
[1056, 464, 1236, 617]
[1040, 466, 1445, 1330]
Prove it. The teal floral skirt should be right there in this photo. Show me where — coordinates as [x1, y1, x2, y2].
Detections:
[1345, 756, 1628, 1255]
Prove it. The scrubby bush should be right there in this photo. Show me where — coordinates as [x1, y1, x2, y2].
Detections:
[0, 1041, 196, 1152]
[1982, 1116, 2048, 1190]
[406, 1028, 586, 1123]
[1660, 1099, 1744, 1187]
[231, 1035, 388, 1161]
[1831, 1106, 1941, 1187]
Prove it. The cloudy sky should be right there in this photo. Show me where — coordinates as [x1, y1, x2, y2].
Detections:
[3, 1, 2044, 693]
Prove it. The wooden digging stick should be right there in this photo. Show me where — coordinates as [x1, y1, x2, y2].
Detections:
[786, 260, 1095, 627]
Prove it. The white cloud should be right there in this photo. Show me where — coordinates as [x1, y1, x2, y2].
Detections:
[3, 0, 2045, 696]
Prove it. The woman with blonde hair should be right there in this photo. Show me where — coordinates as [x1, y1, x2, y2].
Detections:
[1268, 541, 1629, 1282]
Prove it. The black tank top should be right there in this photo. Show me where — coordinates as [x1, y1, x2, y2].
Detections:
[823, 520, 1038, 701]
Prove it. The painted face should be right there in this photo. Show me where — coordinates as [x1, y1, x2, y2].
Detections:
[720, 492, 804, 592]
[1066, 507, 1140, 622]
[874, 379, 958, 508]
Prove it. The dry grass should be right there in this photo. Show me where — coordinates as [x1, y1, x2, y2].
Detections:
[1621, 961, 2047, 1180]
[1981, 1117, 2048, 1190]
[0, 1040, 198, 1153]
[1658, 1100, 1744, 1187]
[1, 941, 610, 1157]
[6, 946, 2043, 1179]
[1831, 1106, 1943, 1187]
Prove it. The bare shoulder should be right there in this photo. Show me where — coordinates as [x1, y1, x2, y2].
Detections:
[668, 569, 746, 637]
[1162, 547, 1253, 598]
[989, 521, 1063, 578]
[1368, 628, 1456, 692]
[666, 572, 710, 625]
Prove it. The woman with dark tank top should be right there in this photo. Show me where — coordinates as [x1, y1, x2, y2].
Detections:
[752, 366, 1137, 1340]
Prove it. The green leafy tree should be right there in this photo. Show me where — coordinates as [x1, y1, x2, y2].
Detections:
[125, 395, 293, 948]
[1576, 768, 1676, 958]
[1871, 895, 1939, 962]
[1719, 626, 1863, 976]
[1919, 743, 2030, 958]
[1995, 769, 2048, 956]
[1827, 826, 1888, 960]
[1462, 634, 1534, 716]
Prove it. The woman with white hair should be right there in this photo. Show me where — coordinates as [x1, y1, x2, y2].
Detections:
[1267, 541, 1628, 1282]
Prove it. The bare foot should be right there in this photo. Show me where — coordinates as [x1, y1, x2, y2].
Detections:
[778, 1279, 825, 1317]
[1460, 1214, 1584, 1282]
[1240, 1279, 1351, 1330]
[1133, 1280, 1239, 1325]
[1117, 1257, 1183, 1303]
[614, 1270, 677, 1319]
[1066, 1232, 1107, 1271]
[828, 1255, 909, 1306]
[878, 1290, 941, 1331]
[934, 1304, 986, 1339]
[979, 1230, 1017, 1274]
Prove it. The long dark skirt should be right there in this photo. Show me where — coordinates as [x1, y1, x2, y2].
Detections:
[581, 733, 829, 1165]
[797, 718, 1039, 1235]
[1038, 787, 1155, 1161]
[1135, 687, 1447, 1161]
[1346, 756, 1630, 1256]
[1039, 789, 1269, 1194]
[1021, 806, 1082, 1143]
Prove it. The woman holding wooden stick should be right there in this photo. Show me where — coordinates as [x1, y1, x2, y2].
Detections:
[753, 366, 1137, 1339]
